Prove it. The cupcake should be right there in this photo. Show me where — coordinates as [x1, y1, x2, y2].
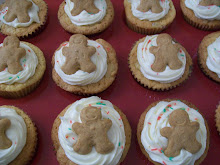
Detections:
[51, 96, 131, 165]
[180, 0, 220, 31]
[0, 0, 48, 38]
[52, 34, 118, 95]
[198, 31, 220, 83]
[124, 0, 176, 34]
[58, 0, 114, 35]
[137, 99, 209, 165]
[0, 105, 37, 165]
[128, 33, 193, 90]
[215, 104, 220, 133]
[0, 36, 46, 98]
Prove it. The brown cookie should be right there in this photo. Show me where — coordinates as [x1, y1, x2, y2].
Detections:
[137, 0, 163, 13]
[0, 118, 12, 149]
[137, 99, 210, 165]
[0, 105, 37, 165]
[198, 31, 220, 83]
[128, 34, 193, 91]
[4, 0, 32, 23]
[180, 0, 220, 31]
[58, 0, 114, 35]
[0, 36, 26, 74]
[199, 0, 220, 6]
[124, 0, 176, 34]
[62, 34, 96, 75]
[52, 37, 118, 95]
[71, 0, 99, 16]
[51, 101, 132, 165]
[72, 106, 114, 155]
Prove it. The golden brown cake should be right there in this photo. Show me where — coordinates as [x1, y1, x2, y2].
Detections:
[137, 99, 209, 165]
[52, 34, 118, 95]
[0, 105, 37, 165]
[58, 0, 114, 35]
[124, 0, 176, 34]
[128, 33, 192, 91]
[180, 0, 220, 31]
[0, 36, 46, 98]
[51, 96, 131, 165]
[198, 31, 220, 83]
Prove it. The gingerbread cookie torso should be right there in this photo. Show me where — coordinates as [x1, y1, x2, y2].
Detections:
[52, 34, 118, 95]
[58, 0, 114, 35]
[124, 0, 176, 34]
[128, 33, 193, 90]
[0, 36, 46, 98]
[137, 99, 209, 165]
[0, 0, 48, 38]
[0, 105, 37, 165]
[51, 96, 132, 165]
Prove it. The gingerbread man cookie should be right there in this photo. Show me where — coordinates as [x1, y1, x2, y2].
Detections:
[160, 109, 202, 157]
[150, 34, 182, 72]
[4, 0, 32, 23]
[0, 118, 12, 149]
[71, 0, 99, 16]
[0, 36, 26, 74]
[199, 0, 220, 6]
[137, 0, 163, 13]
[62, 34, 96, 75]
[72, 106, 114, 155]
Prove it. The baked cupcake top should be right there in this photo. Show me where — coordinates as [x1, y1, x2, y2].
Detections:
[58, 96, 126, 164]
[141, 100, 207, 165]
[137, 34, 186, 83]
[0, 107, 27, 164]
[0, 0, 40, 28]
[128, 0, 170, 21]
[206, 35, 220, 78]
[54, 34, 107, 86]
[64, 0, 107, 26]
[0, 36, 38, 85]
[185, 0, 220, 20]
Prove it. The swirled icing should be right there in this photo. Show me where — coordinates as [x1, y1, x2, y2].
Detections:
[0, 107, 27, 165]
[58, 96, 126, 165]
[141, 100, 207, 165]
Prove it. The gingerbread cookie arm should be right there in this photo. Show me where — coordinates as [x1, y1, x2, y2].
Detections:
[168, 43, 183, 70]
[101, 119, 112, 131]
[150, 46, 166, 72]
[71, 6, 84, 16]
[191, 122, 200, 132]
[17, 9, 31, 23]
[184, 140, 202, 154]
[164, 140, 182, 157]
[137, 4, 151, 13]
[73, 135, 93, 155]
[72, 122, 84, 135]
[0, 118, 12, 149]
[95, 136, 114, 154]
[4, 9, 17, 22]
[160, 127, 172, 138]
[85, 3, 99, 14]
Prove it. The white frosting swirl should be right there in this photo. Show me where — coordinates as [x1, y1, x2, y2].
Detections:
[141, 101, 207, 165]
[128, 0, 170, 21]
[54, 40, 107, 86]
[0, 107, 27, 165]
[0, 0, 40, 28]
[0, 42, 38, 85]
[64, 0, 107, 26]
[206, 36, 220, 78]
[185, 0, 220, 20]
[58, 96, 125, 165]
[137, 35, 186, 83]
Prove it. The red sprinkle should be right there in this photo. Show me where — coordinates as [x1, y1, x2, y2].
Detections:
[187, 108, 190, 112]
[97, 45, 101, 48]
[119, 117, 122, 121]
[151, 148, 158, 151]
[121, 146, 124, 149]
[15, 142, 17, 144]
[147, 40, 151, 44]
[89, 104, 91, 106]
[72, 137, 75, 140]
[70, 120, 72, 124]
[28, 49, 31, 52]
[148, 122, 151, 125]
[195, 118, 198, 121]
[107, 111, 109, 114]
[106, 48, 110, 52]
[163, 161, 167, 165]
[180, 49, 182, 53]
[157, 116, 161, 120]
[66, 136, 69, 139]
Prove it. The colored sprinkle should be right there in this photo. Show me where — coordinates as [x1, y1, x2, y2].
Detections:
[157, 73, 159, 75]
[195, 118, 198, 121]
[119, 117, 122, 121]
[106, 47, 110, 52]
[96, 102, 106, 106]
[163, 109, 166, 112]
[97, 45, 101, 48]
[23, 59, 26, 62]
[107, 111, 109, 114]
[151, 148, 158, 151]
[15, 142, 17, 144]
[179, 49, 182, 53]
[89, 104, 91, 106]
[147, 40, 151, 44]
[66, 135, 69, 139]
[142, 48, 144, 51]
[180, 54, 184, 57]
[157, 116, 161, 120]
[68, 128, 71, 130]
[148, 122, 151, 125]
[70, 120, 72, 124]
[163, 161, 167, 165]
[177, 100, 181, 102]
[24, 64, 26, 67]
[121, 146, 124, 149]
[9, 77, 12, 80]
[169, 157, 173, 161]
[174, 103, 177, 105]
[196, 109, 199, 112]
[17, 76, 19, 79]
[161, 150, 164, 154]
[187, 108, 190, 112]
[119, 142, 121, 146]
[3, 16, 4, 19]
[28, 49, 31, 52]
[180, 108, 185, 111]
[120, 125, 122, 127]
[57, 61, 59, 63]
[72, 137, 75, 140]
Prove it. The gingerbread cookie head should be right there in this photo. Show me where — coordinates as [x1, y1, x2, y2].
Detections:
[160, 109, 202, 157]
[4, 0, 32, 23]
[0, 118, 12, 149]
[199, 0, 220, 6]
[149, 34, 183, 72]
[61, 34, 96, 75]
[71, 0, 99, 16]
[0, 36, 26, 74]
[72, 106, 114, 155]
[137, 0, 163, 13]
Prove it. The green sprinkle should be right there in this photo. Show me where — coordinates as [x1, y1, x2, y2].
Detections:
[17, 76, 19, 79]
[163, 109, 166, 112]
[169, 107, 173, 110]
[68, 128, 71, 130]
[196, 109, 199, 112]
[96, 102, 106, 106]
[9, 77, 12, 79]
[3, 16, 4, 19]
[177, 100, 181, 102]
[119, 142, 121, 146]
[180, 108, 185, 111]
[23, 59, 26, 62]
[161, 150, 164, 153]
[169, 157, 173, 161]
[180, 54, 184, 57]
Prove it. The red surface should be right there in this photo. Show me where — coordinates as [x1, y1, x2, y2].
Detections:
[0, 0, 219, 164]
